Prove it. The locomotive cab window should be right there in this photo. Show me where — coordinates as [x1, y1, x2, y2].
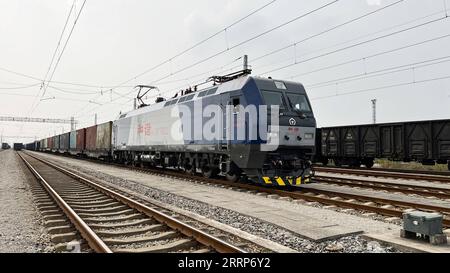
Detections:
[286, 93, 311, 112]
[261, 90, 287, 110]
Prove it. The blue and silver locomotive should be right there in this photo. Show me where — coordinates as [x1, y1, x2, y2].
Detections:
[113, 70, 317, 186]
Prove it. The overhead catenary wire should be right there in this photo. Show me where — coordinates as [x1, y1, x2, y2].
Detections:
[109, 0, 279, 90]
[41, 0, 88, 99]
[261, 15, 450, 75]
[119, 15, 450, 104]
[252, 0, 405, 63]
[223, 7, 450, 73]
[305, 55, 450, 89]
[0, 83, 41, 90]
[70, 1, 340, 119]
[288, 32, 450, 80]
[41, 1, 76, 86]
[311, 74, 450, 101]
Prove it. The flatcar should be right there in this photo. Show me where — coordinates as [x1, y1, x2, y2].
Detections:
[317, 119, 450, 171]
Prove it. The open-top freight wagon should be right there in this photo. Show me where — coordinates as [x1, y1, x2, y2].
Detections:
[318, 119, 450, 170]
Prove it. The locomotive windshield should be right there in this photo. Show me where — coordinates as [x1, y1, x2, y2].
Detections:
[286, 93, 311, 112]
[261, 90, 287, 110]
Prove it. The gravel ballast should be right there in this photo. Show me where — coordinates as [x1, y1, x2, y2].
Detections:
[30, 152, 403, 253]
[0, 150, 52, 252]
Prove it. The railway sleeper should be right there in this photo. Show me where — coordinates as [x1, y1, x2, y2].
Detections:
[76, 208, 135, 218]
[88, 218, 155, 229]
[112, 238, 197, 253]
[60, 189, 99, 195]
[83, 213, 146, 223]
[61, 196, 111, 203]
[73, 205, 128, 214]
[60, 193, 107, 199]
[41, 210, 63, 217]
[43, 215, 67, 222]
[104, 231, 179, 246]
[67, 198, 117, 206]
[69, 201, 122, 210]
[47, 225, 74, 235]
[44, 219, 70, 228]
[50, 232, 79, 244]
[54, 241, 89, 253]
[94, 224, 166, 237]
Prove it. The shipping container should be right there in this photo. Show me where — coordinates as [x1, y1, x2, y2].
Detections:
[47, 137, 53, 151]
[76, 128, 86, 153]
[85, 125, 97, 151]
[96, 121, 112, 151]
[69, 131, 76, 150]
[52, 135, 60, 152]
[85, 122, 112, 158]
[60, 132, 70, 152]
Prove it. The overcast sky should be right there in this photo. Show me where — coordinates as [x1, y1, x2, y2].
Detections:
[1, 0, 449, 143]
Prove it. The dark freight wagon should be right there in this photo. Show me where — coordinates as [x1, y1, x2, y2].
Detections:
[319, 119, 450, 170]
[13, 143, 23, 151]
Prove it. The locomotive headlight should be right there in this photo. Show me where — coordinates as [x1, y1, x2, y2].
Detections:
[304, 133, 314, 140]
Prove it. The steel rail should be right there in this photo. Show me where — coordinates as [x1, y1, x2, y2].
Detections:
[18, 152, 113, 253]
[313, 165, 450, 177]
[24, 151, 246, 254]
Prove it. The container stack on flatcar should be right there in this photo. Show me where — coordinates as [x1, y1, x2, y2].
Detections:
[317, 119, 450, 170]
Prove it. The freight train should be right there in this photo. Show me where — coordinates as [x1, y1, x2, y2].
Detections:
[26, 71, 317, 186]
[315, 119, 450, 171]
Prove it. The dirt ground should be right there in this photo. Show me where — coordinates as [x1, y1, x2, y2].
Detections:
[0, 150, 52, 252]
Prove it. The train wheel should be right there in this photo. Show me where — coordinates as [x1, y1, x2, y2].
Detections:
[226, 172, 240, 182]
[185, 162, 196, 176]
[364, 159, 374, 169]
[202, 166, 219, 178]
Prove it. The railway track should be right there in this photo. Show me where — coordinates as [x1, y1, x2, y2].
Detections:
[28, 151, 450, 228]
[314, 166, 450, 183]
[18, 152, 249, 253]
[313, 165, 450, 177]
[105, 160, 450, 227]
[314, 175, 450, 200]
